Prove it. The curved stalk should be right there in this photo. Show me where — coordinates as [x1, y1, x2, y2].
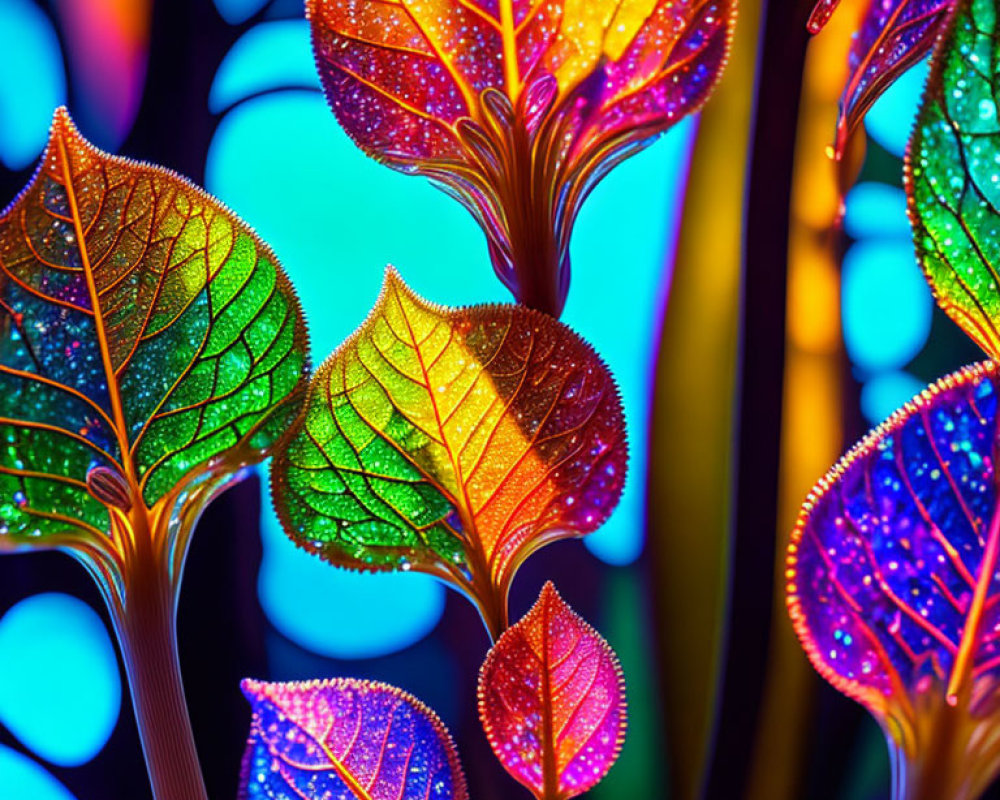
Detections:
[114, 543, 208, 800]
[701, 0, 811, 793]
[886, 703, 1000, 800]
[83, 467, 248, 800]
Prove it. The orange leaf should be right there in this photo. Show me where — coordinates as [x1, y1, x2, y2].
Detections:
[271, 270, 626, 638]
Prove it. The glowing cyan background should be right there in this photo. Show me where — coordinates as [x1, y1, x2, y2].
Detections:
[0, 594, 121, 766]
[843, 58, 933, 426]
[212, 0, 269, 25]
[863, 59, 930, 158]
[841, 239, 932, 371]
[0, 0, 66, 169]
[0, 744, 78, 800]
[206, 18, 693, 657]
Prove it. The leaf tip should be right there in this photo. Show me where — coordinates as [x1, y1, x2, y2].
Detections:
[240, 677, 267, 702]
[48, 106, 86, 149]
[378, 264, 432, 311]
[537, 579, 561, 607]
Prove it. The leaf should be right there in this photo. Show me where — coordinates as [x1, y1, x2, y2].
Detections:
[0, 108, 308, 589]
[478, 582, 626, 800]
[239, 677, 468, 800]
[307, 0, 735, 314]
[270, 269, 626, 637]
[907, 0, 1000, 360]
[786, 362, 1000, 798]
[809, 0, 952, 159]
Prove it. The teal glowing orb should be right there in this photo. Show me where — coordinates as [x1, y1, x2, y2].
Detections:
[0, 593, 120, 766]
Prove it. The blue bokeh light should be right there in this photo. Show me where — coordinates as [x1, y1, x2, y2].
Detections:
[213, 0, 270, 24]
[0, 0, 66, 170]
[0, 745, 78, 800]
[258, 479, 446, 659]
[0, 593, 121, 766]
[860, 370, 925, 425]
[842, 239, 932, 373]
[209, 21, 320, 114]
[843, 183, 910, 241]
[864, 58, 929, 158]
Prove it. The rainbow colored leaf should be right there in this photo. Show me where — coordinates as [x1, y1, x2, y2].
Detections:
[809, 0, 952, 159]
[239, 677, 468, 800]
[0, 106, 308, 604]
[907, 0, 1000, 359]
[787, 363, 1000, 799]
[478, 582, 626, 799]
[307, 0, 735, 315]
[270, 269, 626, 638]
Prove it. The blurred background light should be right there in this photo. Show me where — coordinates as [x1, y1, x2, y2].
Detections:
[52, 0, 150, 151]
[257, 480, 446, 659]
[0, 745, 78, 800]
[860, 370, 925, 424]
[842, 239, 932, 373]
[213, 0, 270, 25]
[0, 0, 66, 170]
[209, 21, 319, 113]
[843, 183, 909, 240]
[864, 57, 929, 157]
[0, 593, 121, 766]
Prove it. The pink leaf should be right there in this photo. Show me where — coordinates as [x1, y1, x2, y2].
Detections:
[239, 678, 468, 800]
[478, 582, 626, 799]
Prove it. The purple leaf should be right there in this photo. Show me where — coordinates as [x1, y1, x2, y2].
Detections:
[788, 362, 1000, 798]
[810, 0, 953, 159]
[239, 678, 468, 800]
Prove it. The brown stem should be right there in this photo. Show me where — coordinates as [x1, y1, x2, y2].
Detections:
[469, 561, 510, 643]
[113, 537, 208, 800]
[503, 122, 564, 318]
[888, 705, 994, 800]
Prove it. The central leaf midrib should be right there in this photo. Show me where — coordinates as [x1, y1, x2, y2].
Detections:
[315, 738, 375, 800]
[56, 134, 135, 485]
[390, 286, 482, 557]
[540, 591, 560, 800]
[948, 499, 1000, 700]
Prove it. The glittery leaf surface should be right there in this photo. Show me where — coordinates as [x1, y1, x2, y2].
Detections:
[478, 582, 626, 800]
[809, 0, 952, 158]
[239, 678, 468, 800]
[787, 362, 1000, 788]
[0, 108, 308, 557]
[907, 0, 1000, 359]
[308, 0, 735, 313]
[271, 269, 626, 635]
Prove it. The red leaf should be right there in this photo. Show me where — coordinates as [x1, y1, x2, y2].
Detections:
[478, 582, 626, 799]
[308, 0, 735, 314]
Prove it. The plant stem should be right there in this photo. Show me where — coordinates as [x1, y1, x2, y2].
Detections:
[886, 706, 996, 800]
[470, 567, 510, 643]
[503, 119, 564, 318]
[113, 541, 208, 800]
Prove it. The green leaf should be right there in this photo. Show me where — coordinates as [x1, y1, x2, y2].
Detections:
[907, 0, 1000, 358]
[0, 108, 308, 575]
[271, 269, 626, 637]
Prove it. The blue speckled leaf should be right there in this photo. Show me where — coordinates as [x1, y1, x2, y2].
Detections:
[787, 362, 1000, 796]
[239, 678, 468, 800]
